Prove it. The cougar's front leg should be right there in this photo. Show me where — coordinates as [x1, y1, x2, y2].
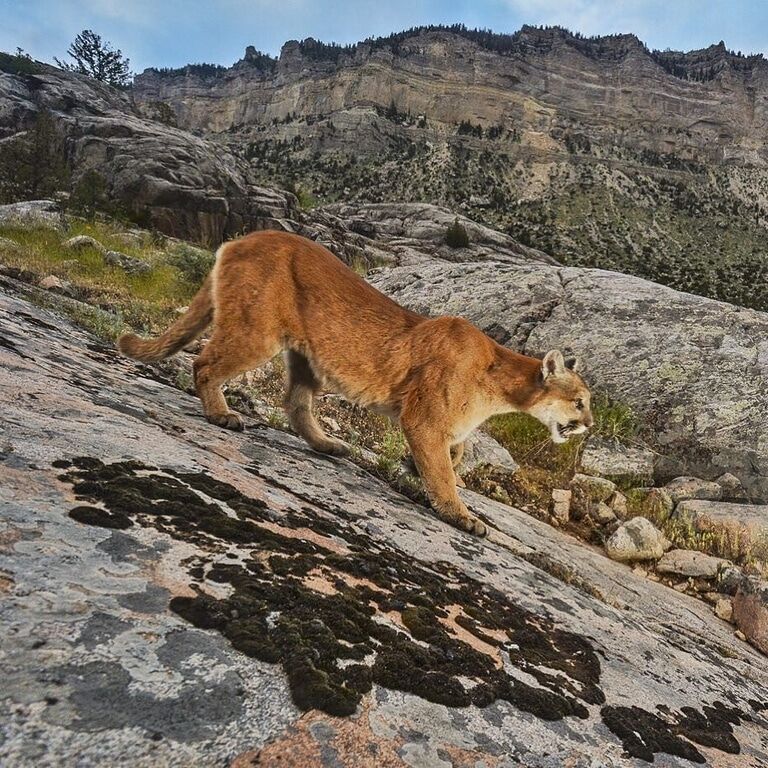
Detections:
[403, 425, 486, 537]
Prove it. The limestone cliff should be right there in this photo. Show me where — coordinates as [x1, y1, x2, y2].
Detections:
[132, 26, 768, 310]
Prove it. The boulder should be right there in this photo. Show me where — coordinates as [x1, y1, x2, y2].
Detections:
[625, 487, 675, 524]
[103, 250, 152, 275]
[664, 476, 723, 505]
[571, 473, 616, 503]
[717, 472, 749, 502]
[459, 430, 518, 475]
[63, 235, 107, 255]
[675, 500, 768, 566]
[733, 577, 768, 655]
[605, 517, 666, 562]
[581, 438, 655, 484]
[657, 549, 729, 579]
[324, 202, 557, 267]
[0, 200, 62, 230]
[371, 261, 768, 502]
[570, 473, 617, 520]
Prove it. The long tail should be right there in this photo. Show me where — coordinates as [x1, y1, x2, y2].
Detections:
[117, 275, 214, 362]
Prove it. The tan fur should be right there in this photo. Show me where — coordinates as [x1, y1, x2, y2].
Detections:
[117, 231, 593, 536]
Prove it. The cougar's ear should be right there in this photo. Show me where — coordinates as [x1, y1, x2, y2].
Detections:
[542, 350, 566, 380]
[564, 356, 579, 372]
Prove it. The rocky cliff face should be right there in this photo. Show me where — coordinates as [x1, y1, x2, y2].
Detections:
[132, 26, 768, 311]
[135, 27, 768, 162]
[3, 276, 768, 766]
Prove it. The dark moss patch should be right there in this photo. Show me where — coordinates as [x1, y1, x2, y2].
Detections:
[55, 456, 748, 759]
[59, 457, 604, 719]
[69, 505, 133, 529]
[602, 701, 745, 763]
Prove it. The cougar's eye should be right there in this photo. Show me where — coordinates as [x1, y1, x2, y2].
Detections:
[575, 399, 584, 411]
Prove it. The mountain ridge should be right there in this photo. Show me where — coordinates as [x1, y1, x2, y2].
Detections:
[130, 24, 768, 311]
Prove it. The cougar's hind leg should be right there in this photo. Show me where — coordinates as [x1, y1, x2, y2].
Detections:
[193, 332, 274, 431]
[450, 441, 465, 468]
[284, 350, 350, 457]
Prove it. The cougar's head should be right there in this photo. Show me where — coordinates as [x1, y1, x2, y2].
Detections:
[529, 350, 593, 444]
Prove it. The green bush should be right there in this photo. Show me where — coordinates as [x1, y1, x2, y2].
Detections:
[69, 170, 109, 217]
[445, 218, 470, 248]
[0, 50, 38, 75]
[167, 243, 215, 284]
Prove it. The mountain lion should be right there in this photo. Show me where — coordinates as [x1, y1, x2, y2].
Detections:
[118, 231, 593, 536]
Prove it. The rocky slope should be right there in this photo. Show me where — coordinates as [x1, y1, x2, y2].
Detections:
[132, 26, 768, 310]
[0, 62, 295, 243]
[3, 273, 768, 767]
[2, 194, 766, 505]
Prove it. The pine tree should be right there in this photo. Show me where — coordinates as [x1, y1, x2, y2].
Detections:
[55, 30, 131, 88]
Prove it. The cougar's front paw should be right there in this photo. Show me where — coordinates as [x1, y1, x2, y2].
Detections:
[465, 515, 487, 537]
[208, 412, 245, 431]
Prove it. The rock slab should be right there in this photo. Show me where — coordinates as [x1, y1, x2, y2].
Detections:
[1, 280, 768, 766]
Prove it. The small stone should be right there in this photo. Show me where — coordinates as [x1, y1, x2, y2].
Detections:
[715, 598, 733, 623]
[673, 582, 689, 592]
[732, 576, 768, 654]
[735, 630, 747, 642]
[664, 476, 722, 505]
[321, 416, 341, 433]
[657, 549, 728, 579]
[632, 565, 647, 577]
[718, 565, 745, 596]
[605, 517, 666, 563]
[39, 275, 74, 295]
[716, 472, 748, 501]
[626, 487, 674, 522]
[39, 275, 65, 291]
[609, 490, 628, 519]
[570, 474, 616, 519]
[570, 473, 616, 503]
[594, 502, 617, 524]
[63, 235, 107, 254]
[104, 250, 152, 275]
[551, 488, 571, 525]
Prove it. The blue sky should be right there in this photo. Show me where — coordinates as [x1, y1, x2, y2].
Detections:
[1, 1, 767, 74]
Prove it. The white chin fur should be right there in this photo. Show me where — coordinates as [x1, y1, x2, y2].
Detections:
[550, 424, 568, 444]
